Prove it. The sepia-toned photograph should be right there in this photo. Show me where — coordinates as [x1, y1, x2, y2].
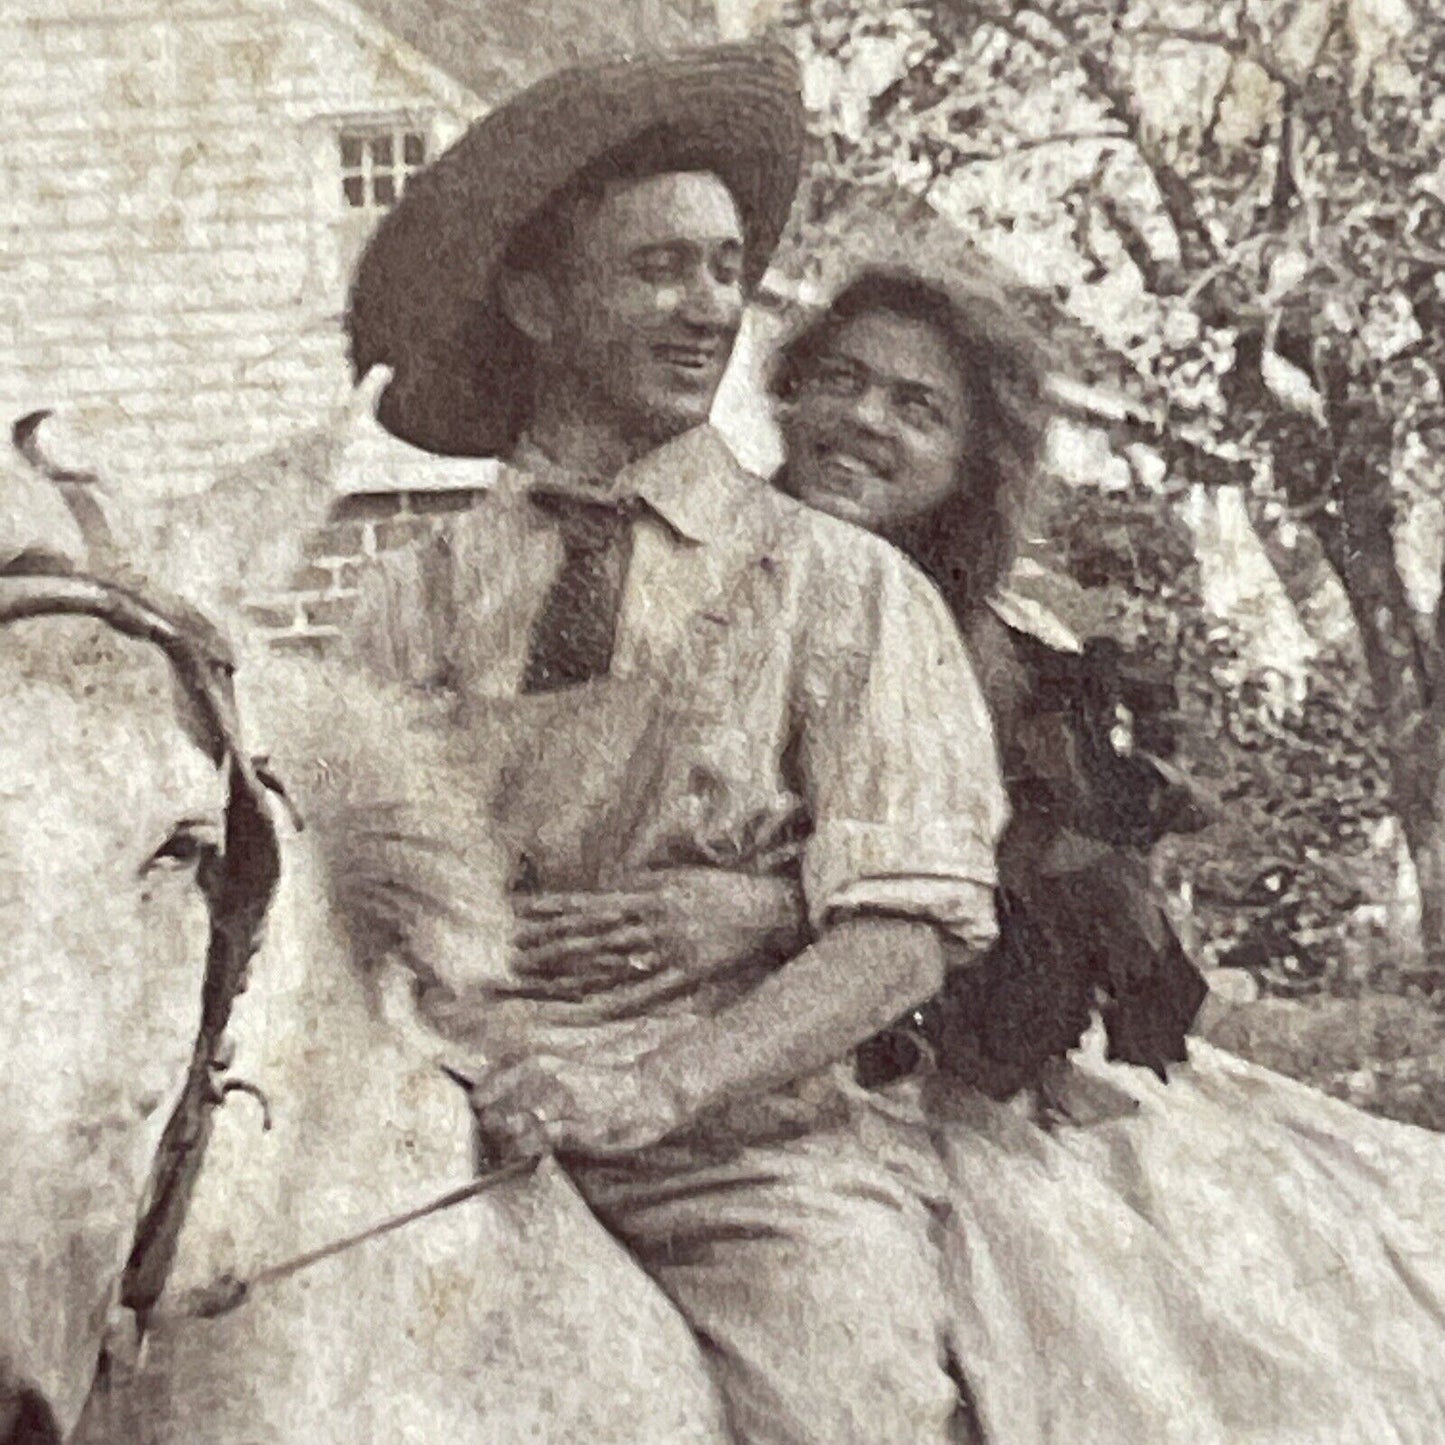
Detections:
[3, 0, 1443, 1440]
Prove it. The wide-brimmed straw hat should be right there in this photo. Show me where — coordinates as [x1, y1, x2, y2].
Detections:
[347, 40, 806, 458]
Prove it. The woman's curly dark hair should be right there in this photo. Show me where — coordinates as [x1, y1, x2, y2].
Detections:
[769, 267, 1053, 623]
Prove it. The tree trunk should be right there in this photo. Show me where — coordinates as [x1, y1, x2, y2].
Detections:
[1395, 768, 1445, 981]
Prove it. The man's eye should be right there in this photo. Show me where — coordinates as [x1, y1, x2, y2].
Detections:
[632, 251, 685, 283]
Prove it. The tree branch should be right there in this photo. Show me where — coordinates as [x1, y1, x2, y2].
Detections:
[1266, 94, 1298, 227]
[937, 0, 1221, 281]
[1314, 338, 1437, 747]
[1120, 20, 1298, 88]
[1051, 9, 1215, 236]
[1092, 185, 1169, 289]
[951, 127, 1129, 163]
[1199, 53, 1236, 155]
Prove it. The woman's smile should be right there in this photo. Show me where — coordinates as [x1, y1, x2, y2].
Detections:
[814, 440, 895, 487]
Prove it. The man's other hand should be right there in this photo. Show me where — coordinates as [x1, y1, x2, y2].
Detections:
[469, 1052, 687, 1161]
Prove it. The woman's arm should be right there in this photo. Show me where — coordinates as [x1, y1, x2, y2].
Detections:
[511, 867, 811, 992]
[640, 916, 947, 1119]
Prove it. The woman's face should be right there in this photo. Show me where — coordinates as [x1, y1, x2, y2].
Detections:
[779, 309, 971, 534]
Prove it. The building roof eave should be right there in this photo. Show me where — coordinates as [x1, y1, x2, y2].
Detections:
[297, 0, 491, 118]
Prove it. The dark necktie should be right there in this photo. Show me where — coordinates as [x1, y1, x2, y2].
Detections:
[521, 489, 641, 693]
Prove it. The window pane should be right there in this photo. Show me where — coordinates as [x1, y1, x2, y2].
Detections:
[372, 173, 396, 207]
[370, 135, 393, 166]
[342, 175, 366, 208]
[403, 132, 426, 166]
[339, 134, 363, 169]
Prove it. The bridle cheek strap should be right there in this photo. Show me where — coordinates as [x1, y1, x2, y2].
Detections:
[0, 569, 282, 1331]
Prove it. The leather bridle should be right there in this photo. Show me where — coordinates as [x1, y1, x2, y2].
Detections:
[0, 562, 282, 1333]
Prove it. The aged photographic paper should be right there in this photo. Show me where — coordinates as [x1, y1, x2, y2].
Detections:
[4, 2, 1444, 1441]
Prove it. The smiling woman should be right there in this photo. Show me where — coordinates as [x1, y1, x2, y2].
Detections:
[771, 267, 1048, 623]
[0, 615, 230, 1440]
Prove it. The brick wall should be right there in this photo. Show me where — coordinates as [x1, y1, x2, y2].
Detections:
[243, 485, 489, 656]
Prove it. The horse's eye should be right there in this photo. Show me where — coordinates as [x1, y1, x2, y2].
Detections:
[145, 820, 223, 875]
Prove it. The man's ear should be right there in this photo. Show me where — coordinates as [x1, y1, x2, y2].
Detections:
[496, 266, 559, 345]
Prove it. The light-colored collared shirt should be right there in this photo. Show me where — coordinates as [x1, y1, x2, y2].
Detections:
[342, 426, 1007, 1054]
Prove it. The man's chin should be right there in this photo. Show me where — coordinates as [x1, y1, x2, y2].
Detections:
[632, 390, 717, 443]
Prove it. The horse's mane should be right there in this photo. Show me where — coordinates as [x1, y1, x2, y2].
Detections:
[237, 648, 511, 1000]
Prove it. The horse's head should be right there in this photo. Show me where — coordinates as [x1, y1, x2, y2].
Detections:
[0, 570, 278, 1441]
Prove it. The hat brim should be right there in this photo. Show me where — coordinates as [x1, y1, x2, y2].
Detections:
[346, 41, 805, 457]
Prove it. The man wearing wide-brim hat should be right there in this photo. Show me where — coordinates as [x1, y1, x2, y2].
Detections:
[342, 40, 1007, 1445]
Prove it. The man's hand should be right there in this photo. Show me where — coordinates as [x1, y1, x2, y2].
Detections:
[511, 868, 806, 992]
[469, 1052, 688, 1162]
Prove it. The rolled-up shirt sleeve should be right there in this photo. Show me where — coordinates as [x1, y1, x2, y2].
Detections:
[793, 537, 1009, 954]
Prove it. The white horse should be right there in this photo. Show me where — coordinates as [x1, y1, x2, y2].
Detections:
[3, 422, 724, 1443]
[75, 646, 729, 1444]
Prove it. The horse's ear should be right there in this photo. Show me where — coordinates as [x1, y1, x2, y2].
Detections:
[7, 410, 147, 588]
[0, 548, 78, 578]
[1, 449, 87, 572]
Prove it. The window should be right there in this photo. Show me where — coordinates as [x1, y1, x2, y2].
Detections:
[311, 115, 436, 296]
[338, 127, 428, 211]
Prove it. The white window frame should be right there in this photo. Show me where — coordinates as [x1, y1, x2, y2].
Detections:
[336, 121, 430, 213]
[303, 109, 440, 297]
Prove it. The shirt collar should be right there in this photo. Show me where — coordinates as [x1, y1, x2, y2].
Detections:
[506, 426, 740, 546]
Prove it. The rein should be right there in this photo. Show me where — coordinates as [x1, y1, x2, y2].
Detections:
[171, 1156, 541, 1322]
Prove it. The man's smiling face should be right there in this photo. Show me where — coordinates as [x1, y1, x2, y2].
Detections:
[544, 170, 747, 446]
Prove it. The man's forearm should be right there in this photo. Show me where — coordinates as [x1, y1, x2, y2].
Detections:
[642, 916, 948, 1119]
